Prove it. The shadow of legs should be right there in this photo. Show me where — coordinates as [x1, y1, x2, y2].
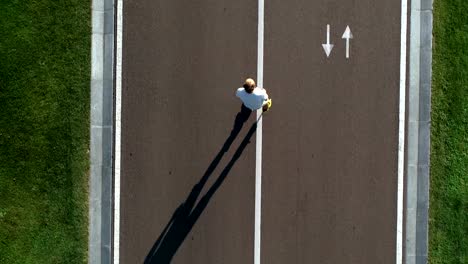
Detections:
[144, 106, 254, 264]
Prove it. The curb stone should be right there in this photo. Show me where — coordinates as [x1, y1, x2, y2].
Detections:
[89, 0, 114, 262]
[405, 0, 433, 263]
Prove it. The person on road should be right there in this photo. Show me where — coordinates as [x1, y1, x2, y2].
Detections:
[236, 78, 272, 113]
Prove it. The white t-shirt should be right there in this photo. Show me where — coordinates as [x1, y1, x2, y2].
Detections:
[236, 87, 269, 110]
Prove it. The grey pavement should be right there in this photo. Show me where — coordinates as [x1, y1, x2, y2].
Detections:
[89, 0, 114, 263]
[405, 0, 433, 263]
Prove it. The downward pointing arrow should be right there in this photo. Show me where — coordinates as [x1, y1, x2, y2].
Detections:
[322, 24, 334, 57]
[342, 26, 353, 59]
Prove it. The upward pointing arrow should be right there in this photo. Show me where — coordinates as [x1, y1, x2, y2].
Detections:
[342, 26, 353, 59]
[322, 24, 334, 57]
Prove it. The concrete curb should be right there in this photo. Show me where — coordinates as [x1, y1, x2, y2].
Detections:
[89, 0, 115, 263]
[406, 0, 433, 263]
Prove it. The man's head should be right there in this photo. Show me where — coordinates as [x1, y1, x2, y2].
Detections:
[243, 78, 256, 94]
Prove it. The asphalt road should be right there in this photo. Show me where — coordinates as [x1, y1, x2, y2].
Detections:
[120, 0, 258, 263]
[119, 0, 402, 263]
[262, 0, 400, 263]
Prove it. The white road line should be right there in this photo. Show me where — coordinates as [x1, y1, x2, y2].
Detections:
[255, 0, 264, 263]
[114, 0, 123, 262]
[396, 0, 408, 263]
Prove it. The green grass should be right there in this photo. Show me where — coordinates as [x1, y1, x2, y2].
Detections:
[430, 0, 468, 263]
[0, 0, 90, 263]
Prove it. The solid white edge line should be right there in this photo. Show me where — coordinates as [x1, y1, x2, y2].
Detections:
[113, 0, 123, 262]
[255, 0, 264, 264]
[397, 0, 408, 263]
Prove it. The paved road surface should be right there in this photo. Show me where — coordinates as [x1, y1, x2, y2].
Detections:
[119, 0, 402, 263]
[262, 0, 400, 263]
[121, 1, 257, 263]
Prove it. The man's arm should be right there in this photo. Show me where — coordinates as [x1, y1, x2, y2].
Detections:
[236, 87, 243, 98]
[262, 88, 269, 100]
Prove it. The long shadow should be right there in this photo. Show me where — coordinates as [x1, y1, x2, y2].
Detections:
[144, 105, 258, 264]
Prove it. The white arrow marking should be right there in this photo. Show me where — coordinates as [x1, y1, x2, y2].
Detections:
[322, 24, 334, 57]
[342, 25, 353, 59]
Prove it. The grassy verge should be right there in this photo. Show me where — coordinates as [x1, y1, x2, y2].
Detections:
[0, 0, 90, 263]
[430, 0, 468, 263]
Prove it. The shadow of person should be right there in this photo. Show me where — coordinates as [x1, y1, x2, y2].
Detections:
[144, 105, 258, 264]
